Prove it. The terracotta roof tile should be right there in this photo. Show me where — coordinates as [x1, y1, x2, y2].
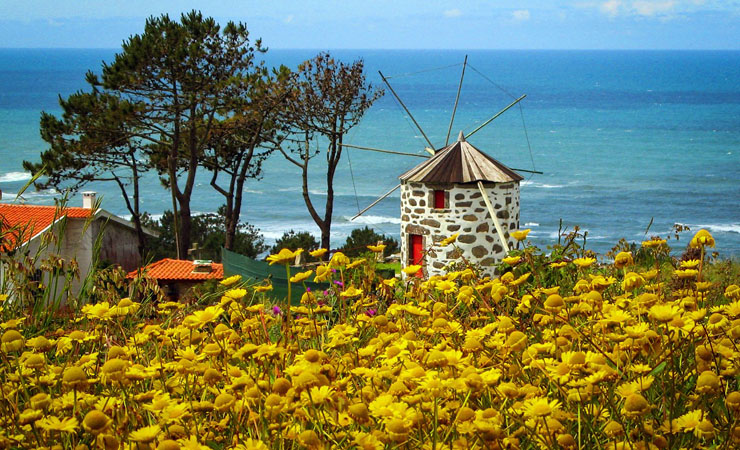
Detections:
[127, 258, 224, 281]
[0, 203, 94, 250]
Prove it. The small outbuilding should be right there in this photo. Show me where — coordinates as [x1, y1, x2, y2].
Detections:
[127, 258, 224, 301]
[399, 132, 523, 278]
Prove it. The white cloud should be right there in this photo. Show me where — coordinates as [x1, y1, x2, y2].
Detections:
[512, 9, 531, 21]
[283, 14, 294, 24]
[632, 1, 676, 16]
[443, 8, 462, 18]
[600, 0, 622, 16]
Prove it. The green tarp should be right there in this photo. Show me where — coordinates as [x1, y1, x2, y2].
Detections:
[221, 247, 328, 301]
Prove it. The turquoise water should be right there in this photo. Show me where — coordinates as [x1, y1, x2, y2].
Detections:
[1, 49, 738, 257]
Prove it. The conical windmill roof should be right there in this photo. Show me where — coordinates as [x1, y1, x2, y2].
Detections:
[399, 131, 524, 184]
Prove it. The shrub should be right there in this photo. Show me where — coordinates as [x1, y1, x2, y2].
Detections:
[341, 226, 399, 257]
[143, 206, 267, 262]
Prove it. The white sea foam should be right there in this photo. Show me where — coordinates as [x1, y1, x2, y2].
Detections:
[692, 223, 740, 234]
[521, 181, 564, 189]
[0, 172, 32, 183]
[344, 215, 401, 225]
[524, 222, 540, 227]
[243, 189, 263, 194]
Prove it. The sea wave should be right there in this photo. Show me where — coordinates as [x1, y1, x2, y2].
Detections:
[0, 172, 32, 183]
[524, 222, 540, 227]
[343, 215, 401, 225]
[520, 181, 565, 189]
[692, 223, 740, 234]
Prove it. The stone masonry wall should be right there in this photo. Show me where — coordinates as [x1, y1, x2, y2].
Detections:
[400, 181, 520, 278]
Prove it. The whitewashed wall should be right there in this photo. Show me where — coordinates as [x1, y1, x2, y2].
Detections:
[400, 181, 520, 278]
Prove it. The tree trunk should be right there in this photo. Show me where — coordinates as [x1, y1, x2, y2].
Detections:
[178, 201, 192, 259]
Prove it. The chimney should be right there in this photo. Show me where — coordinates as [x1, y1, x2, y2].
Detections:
[82, 191, 96, 209]
[192, 260, 213, 273]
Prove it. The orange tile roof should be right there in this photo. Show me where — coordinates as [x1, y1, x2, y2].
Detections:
[127, 258, 224, 281]
[0, 203, 94, 250]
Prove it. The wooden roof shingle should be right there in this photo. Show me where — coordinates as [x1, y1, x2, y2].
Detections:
[399, 132, 523, 184]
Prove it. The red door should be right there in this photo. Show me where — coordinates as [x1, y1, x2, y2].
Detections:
[410, 234, 423, 277]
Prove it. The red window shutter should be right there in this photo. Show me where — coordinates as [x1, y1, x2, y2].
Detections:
[434, 190, 445, 209]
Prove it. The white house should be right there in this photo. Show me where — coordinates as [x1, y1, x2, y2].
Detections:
[0, 192, 156, 301]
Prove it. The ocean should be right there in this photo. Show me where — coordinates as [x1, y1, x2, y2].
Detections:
[1, 49, 739, 258]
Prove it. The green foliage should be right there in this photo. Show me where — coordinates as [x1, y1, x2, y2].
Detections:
[143, 206, 267, 262]
[341, 226, 399, 258]
[271, 230, 319, 262]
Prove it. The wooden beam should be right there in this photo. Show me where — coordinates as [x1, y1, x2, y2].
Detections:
[477, 181, 510, 254]
[379, 71, 436, 153]
[339, 143, 427, 158]
[350, 184, 401, 221]
[446, 55, 468, 146]
[466, 95, 526, 140]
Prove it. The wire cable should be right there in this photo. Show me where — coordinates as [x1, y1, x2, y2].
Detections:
[385, 62, 462, 79]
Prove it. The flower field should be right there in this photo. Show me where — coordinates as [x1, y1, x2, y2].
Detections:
[1, 229, 740, 449]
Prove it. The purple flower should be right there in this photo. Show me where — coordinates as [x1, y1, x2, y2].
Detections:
[272, 305, 282, 316]
[365, 308, 377, 317]
[333, 280, 344, 288]
[306, 287, 311, 292]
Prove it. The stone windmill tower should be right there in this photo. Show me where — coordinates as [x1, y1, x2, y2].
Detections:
[399, 131, 523, 278]
[345, 57, 538, 278]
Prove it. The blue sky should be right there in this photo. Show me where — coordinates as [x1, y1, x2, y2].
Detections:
[1, 1, 738, 49]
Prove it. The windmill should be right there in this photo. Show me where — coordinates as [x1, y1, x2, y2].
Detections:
[343, 56, 541, 278]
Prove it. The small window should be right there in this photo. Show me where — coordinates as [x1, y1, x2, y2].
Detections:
[433, 190, 446, 209]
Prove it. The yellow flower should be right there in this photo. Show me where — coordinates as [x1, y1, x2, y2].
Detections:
[649, 304, 681, 323]
[329, 251, 350, 268]
[676, 410, 703, 433]
[523, 397, 562, 418]
[367, 244, 386, 252]
[340, 286, 363, 298]
[189, 306, 224, 328]
[254, 284, 273, 293]
[1, 329, 24, 352]
[310, 248, 328, 258]
[439, 234, 459, 247]
[502, 256, 521, 265]
[435, 280, 457, 295]
[220, 274, 242, 286]
[214, 393, 236, 412]
[36, 416, 79, 433]
[690, 229, 715, 248]
[306, 385, 334, 405]
[674, 269, 699, 279]
[267, 248, 303, 265]
[550, 261, 567, 268]
[289, 270, 313, 284]
[353, 431, 383, 450]
[642, 238, 666, 248]
[573, 257, 596, 268]
[346, 259, 366, 269]
[622, 393, 650, 418]
[81, 301, 111, 320]
[614, 251, 634, 268]
[83, 410, 111, 435]
[680, 259, 701, 269]
[224, 288, 247, 299]
[128, 424, 161, 443]
[511, 229, 531, 241]
[726, 285, 740, 300]
[402, 265, 422, 276]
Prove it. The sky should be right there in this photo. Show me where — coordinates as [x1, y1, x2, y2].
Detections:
[0, 1, 738, 50]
